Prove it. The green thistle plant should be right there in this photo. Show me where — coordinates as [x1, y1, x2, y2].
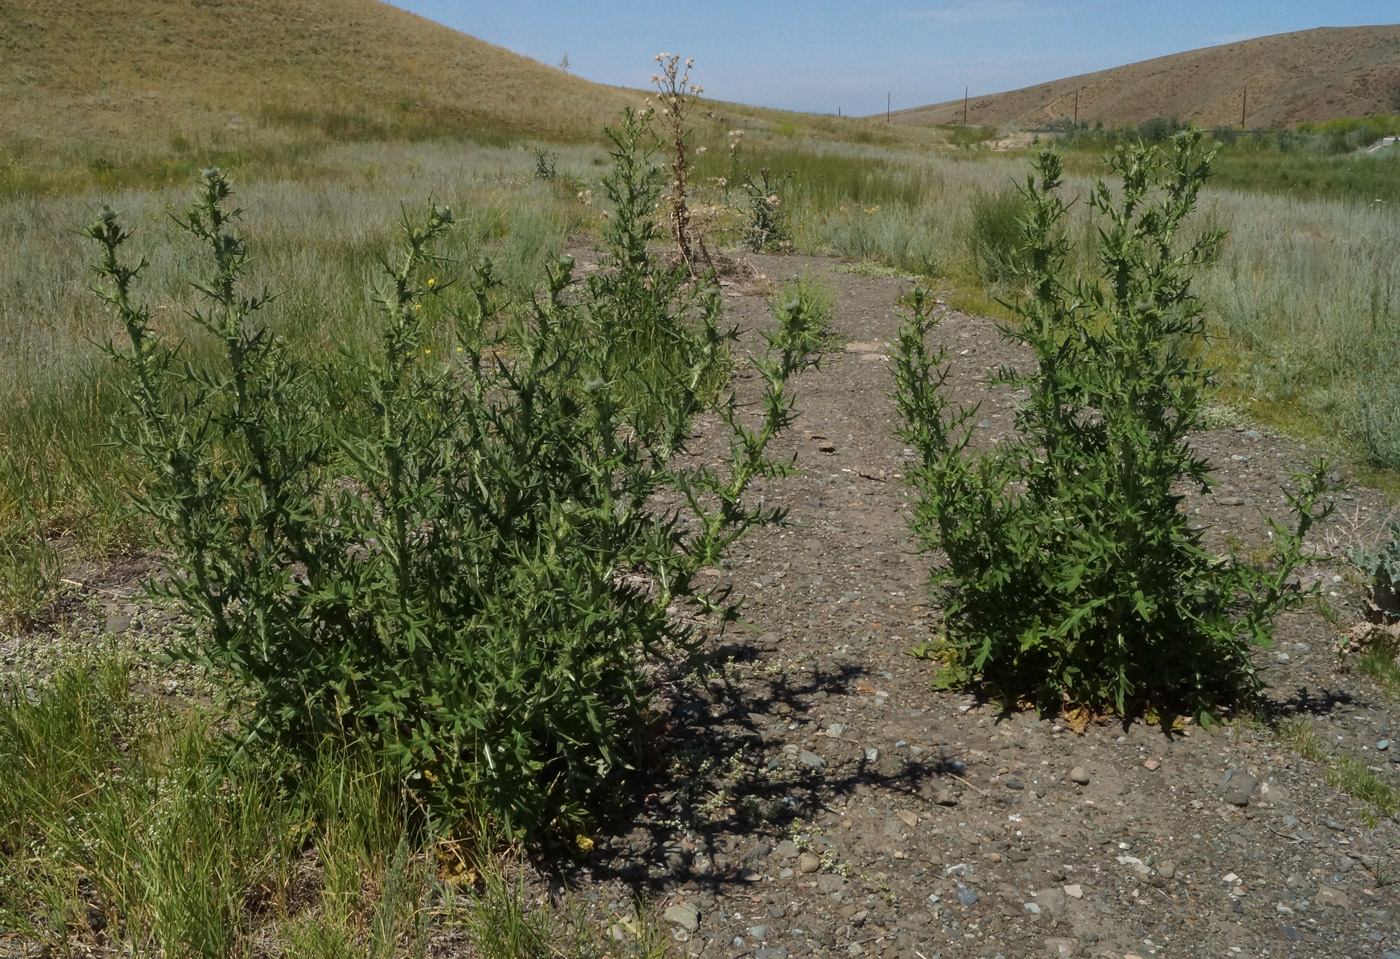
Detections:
[894, 133, 1332, 721]
[92, 154, 814, 838]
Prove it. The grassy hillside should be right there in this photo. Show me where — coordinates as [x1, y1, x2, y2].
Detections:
[0, 0, 941, 195]
[1, 0, 637, 149]
[893, 25, 1400, 129]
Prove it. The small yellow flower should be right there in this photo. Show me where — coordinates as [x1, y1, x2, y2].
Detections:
[424, 349, 431, 355]
[428, 277, 436, 287]
[576, 833, 594, 851]
[414, 303, 422, 311]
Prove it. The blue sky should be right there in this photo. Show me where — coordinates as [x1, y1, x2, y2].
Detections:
[392, 2, 1398, 115]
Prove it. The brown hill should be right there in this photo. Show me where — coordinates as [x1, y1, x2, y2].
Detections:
[892, 25, 1400, 130]
[0, 0, 934, 193]
[0, 0, 639, 152]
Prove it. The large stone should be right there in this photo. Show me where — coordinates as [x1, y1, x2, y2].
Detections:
[1036, 887, 1067, 917]
[1314, 885, 1351, 909]
[663, 902, 699, 932]
[920, 781, 959, 806]
[1044, 939, 1081, 958]
[1223, 772, 1257, 806]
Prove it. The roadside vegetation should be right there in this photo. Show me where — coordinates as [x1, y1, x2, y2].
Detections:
[1052, 113, 1400, 202]
[1, 81, 828, 952]
[894, 135, 1331, 720]
[6, 114, 1397, 581]
[2, 37, 1400, 952]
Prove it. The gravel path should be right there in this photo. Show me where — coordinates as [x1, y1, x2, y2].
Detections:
[562, 253, 1400, 959]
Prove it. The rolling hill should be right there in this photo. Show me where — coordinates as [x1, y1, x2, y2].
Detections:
[0, 0, 639, 154]
[0, 0, 934, 194]
[892, 25, 1400, 130]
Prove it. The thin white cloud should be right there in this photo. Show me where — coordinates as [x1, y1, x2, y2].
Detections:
[895, 1, 1062, 24]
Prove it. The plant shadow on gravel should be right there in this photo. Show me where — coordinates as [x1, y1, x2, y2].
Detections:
[555, 640, 960, 891]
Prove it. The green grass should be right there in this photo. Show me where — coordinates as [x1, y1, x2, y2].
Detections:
[0, 655, 672, 957]
[1277, 719, 1400, 826]
[1209, 150, 1400, 205]
[1054, 118, 1400, 205]
[0, 141, 596, 561]
[1357, 647, 1400, 701]
[725, 139, 1400, 479]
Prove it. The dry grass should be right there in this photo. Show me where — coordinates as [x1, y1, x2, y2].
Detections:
[0, 0, 946, 196]
[1, 0, 633, 148]
[893, 24, 1400, 129]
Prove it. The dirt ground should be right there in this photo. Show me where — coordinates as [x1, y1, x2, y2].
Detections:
[9, 251, 1399, 959]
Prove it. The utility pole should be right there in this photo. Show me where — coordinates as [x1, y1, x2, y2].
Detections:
[887, 92, 891, 123]
[1242, 85, 1247, 129]
[1074, 88, 1079, 126]
[963, 86, 969, 126]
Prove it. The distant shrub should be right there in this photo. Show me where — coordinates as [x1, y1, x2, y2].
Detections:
[651, 53, 704, 271]
[532, 146, 557, 181]
[738, 167, 793, 252]
[1136, 116, 1184, 143]
[93, 153, 816, 837]
[771, 274, 837, 351]
[964, 186, 1028, 285]
[945, 125, 999, 148]
[1357, 357, 1400, 471]
[895, 134, 1332, 720]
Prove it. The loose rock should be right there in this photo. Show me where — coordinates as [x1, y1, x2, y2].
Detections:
[663, 902, 700, 933]
[1223, 771, 1258, 806]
